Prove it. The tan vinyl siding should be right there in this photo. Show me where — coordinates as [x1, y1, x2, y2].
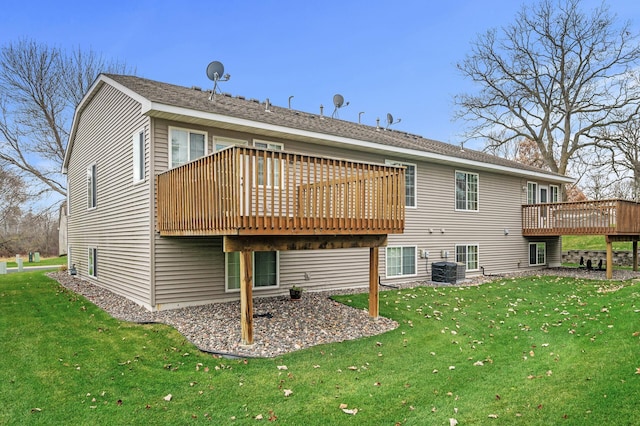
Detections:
[67, 84, 152, 307]
[149, 125, 562, 309]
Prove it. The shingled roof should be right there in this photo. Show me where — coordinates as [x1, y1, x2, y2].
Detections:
[102, 74, 569, 181]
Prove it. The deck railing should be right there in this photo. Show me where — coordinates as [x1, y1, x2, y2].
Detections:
[522, 199, 640, 236]
[156, 146, 406, 236]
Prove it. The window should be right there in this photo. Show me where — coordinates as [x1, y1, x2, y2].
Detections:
[527, 182, 538, 204]
[169, 127, 207, 168]
[455, 171, 479, 211]
[386, 246, 416, 278]
[214, 136, 248, 152]
[455, 244, 479, 271]
[386, 161, 416, 207]
[529, 242, 546, 266]
[88, 247, 97, 277]
[254, 141, 283, 187]
[133, 129, 145, 182]
[87, 164, 96, 209]
[549, 185, 559, 203]
[226, 251, 279, 291]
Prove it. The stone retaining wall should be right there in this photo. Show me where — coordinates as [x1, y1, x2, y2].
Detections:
[562, 249, 638, 266]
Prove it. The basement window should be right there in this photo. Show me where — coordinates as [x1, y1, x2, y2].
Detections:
[226, 251, 279, 291]
[455, 244, 479, 271]
[386, 246, 417, 278]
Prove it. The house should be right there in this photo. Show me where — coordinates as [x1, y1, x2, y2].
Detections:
[63, 73, 579, 344]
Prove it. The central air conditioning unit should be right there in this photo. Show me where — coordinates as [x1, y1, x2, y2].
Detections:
[431, 262, 466, 284]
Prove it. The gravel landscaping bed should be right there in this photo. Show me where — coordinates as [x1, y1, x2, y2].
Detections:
[48, 267, 640, 358]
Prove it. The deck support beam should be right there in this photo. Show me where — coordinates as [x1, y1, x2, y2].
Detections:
[369, 247, 379, 319]
[634, 241, 638, 272]
[240, 250, 254, 346]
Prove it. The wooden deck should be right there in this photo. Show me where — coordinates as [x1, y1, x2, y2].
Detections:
[156, 146, 406, 344]
[522, 199, 640, 237]
[156, 146, 405, 237]
[523, 199, 640, 280]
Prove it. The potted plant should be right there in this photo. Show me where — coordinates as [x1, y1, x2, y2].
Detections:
[289, 285, 303, 300]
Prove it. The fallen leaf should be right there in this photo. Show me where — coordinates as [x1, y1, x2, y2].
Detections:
[339, 403, 348, 409]
[268, 410, 277, 421]
[163, 394, 172, 401]
[636, 367, 640, 375]
[342, 408, 358, 415]
[255, 413, 263, 420]
[30, 408, 42, 413]
[283, 389, 293, 397]
[449, 419, 458, 426]
[473, 360, 484, 366]
[374, 382, 381, 386]
[348, 366, 358, 370]
[488, 414, 498, 418]
[276, 365, 288, 370]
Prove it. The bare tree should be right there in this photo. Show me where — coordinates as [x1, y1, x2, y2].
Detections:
[0, 39, 130, 198]
[455, 0, 640, 178]
[594, 114, 640, 201]
[0, 168, 27, 252]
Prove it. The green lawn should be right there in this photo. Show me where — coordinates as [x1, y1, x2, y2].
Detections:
[562, 235, 632, 251]
[3, 255, 67, 268]
[1, 272, 639, 425]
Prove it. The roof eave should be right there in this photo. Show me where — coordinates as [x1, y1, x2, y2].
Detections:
[62, 74, 152, 173]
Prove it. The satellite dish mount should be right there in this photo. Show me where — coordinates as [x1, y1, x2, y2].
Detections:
[206, 60, 231, 100]
[331, 94, 350, 118]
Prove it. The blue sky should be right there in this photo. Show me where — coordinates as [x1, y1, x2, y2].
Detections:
[2, 0, 639, 149]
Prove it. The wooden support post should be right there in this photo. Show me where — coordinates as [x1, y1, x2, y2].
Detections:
[605, 237, 613, 280]
[634, 240, 638, 272]
[239, 250, 254, 345]
[369, 246, 379, 319]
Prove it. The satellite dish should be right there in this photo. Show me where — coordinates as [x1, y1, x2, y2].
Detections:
[206, 61, 225, 81]
[331, 94, 349, 118]
[385, 112, 401, 129]
[206, 60, 231, 101]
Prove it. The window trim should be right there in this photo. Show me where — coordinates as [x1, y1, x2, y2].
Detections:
[529, 242, 547, 266]
[87, 163, 97, 210]
[133, 128, 145, 183]
[168, 126, 208, 168]
[88, 247, 97, 278]
[385, 245, 418, 279]
[527, 181, 538, 204]
[385, 160, 417, 208]
[455, 244, 480, 272]
[454, 170, 479, 212]
[214, 136, 248, 152]
[225, 251, 280, 292]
